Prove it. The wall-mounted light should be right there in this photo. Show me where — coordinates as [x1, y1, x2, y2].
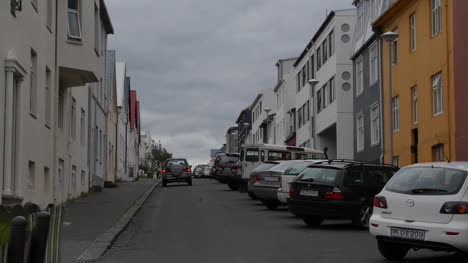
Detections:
[11, 0, 22, 16]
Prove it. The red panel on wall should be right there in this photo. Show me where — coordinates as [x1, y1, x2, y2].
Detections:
[130, 91, 137, 129]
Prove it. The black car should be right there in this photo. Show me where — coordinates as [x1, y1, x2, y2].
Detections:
[214, 153, 241, 190]
[288, 160, 398, 229]
[161, 158, 192, 187]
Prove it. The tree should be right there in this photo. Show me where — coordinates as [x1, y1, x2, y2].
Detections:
[140, 147, 173, 177]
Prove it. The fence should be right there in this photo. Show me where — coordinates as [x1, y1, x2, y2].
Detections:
[0, 203, 63, 263]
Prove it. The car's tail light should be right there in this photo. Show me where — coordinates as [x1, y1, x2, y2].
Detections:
[289, 186, 297, 196]
[253, 175, 260, 183]
[325, 187, 344, 200]
[373, 196, 388, 209]
[162, 169, 167, 173]
[231, 166, 239, 176]
[440, 202, 468, 214]
[187, 168, 191, 172]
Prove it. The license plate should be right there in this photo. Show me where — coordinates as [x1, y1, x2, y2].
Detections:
[264, 176, 279, 182]
[300, 189, 318, 197]
[390, 227, 426, 241]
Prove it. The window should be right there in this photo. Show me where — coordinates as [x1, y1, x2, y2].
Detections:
[68, 0, 82, 40]
[356, 113, 364, 152]
[391, 29, 399, 64]
[298, 108, 303, 128]
[322, 84, 328, 109]
[317, 89, 322, 113]
[296, 73, 300, 92]
[317, 47, 322, 69]
[81, 170, 85, 186]
[45, 67, 51, 126]
[329, 30, 335, 56]
[28, 161, 35, 189]
[410, 13, 416, 51]
[44, 167, 50, 192]
[80, 109, 85, 145]
[370, 103, 380, 145]
[357, 2, 363, 37]
[356, 57, 364, 95]
[31, 0, 38, 11]
[432, 0, 441, 36]
[245, 149, 259, 162]
[310, 55, 315, 79]
[58, 89, 64, 129]
[306, 101, 310, 122]
[393, 156, 400, 167]
[329, 76, 335, 103]
[432, 144, 444, 162]
[369, 43, 378, 84]
[392, 96, 400, 132]
[344, 169, 364, 186]
[433, 72, 443, 115]
[322, 39, 328, 63]
[30, 50, 37, 116]
[412, 87, 418, 123]
[47, 0, 53, 30]
[71, 98, 76, 140]
[301, 66, 306, 88]
[71, 166, 76, 197]
[94, 4, 99, 52]
[99, 130, 102, 162]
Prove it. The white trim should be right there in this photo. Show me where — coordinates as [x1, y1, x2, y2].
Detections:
[67, 9, 82, 40]
[369, 102, 380, 146]
[355, 56, 364, 96]
[410, 13, 417, 52]
[356, 112, 364, 152]
[369, 41, 379, 86]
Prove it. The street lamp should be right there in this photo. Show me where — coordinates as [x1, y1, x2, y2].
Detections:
[308, 79, 319, 149]
[264, 108, 271, 144]
[381, 31, 399, 165]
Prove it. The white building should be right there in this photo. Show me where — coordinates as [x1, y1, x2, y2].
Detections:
[115, 61, 130, 181]
[0, 0, 113, 207]
[249, 89, 276, 144]
[225, 127, 239, 153]
[273, 58, 297, 146]
[293, 9, 356, 158]
[140, 131, 153, 162]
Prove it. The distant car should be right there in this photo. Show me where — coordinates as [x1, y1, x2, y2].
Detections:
[288, 160, 398, 229]
[161, 158, 192, 187]
[204, 162, 214, 177]
[214, 153, 241, 190]
[247, 161, 285, 200]
[370, 162, 468, 260]
[277, 160, 327, 204]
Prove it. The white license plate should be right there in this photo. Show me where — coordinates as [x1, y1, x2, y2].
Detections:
[264, 176, 279, 182]
[300, 189, 318, 197]
[390, 227, 426, 241]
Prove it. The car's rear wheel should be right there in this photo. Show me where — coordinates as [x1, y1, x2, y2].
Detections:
[248, 192, 257, 200]
[162, 180, 167, 187]
[187, 179, 192, 186]
[352, 204, 373, 229]
[228, 183, 239, 191]
[263, 200, 280, 210]
[303, 216, 323, 226]
[377, 239, 409, 260]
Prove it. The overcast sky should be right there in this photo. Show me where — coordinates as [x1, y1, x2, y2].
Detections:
[107, 0, 353, 165]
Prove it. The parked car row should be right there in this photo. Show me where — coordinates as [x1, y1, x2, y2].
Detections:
[212, 157, 468, 260]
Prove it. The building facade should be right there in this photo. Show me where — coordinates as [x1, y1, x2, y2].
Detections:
[116, 62, 131, 181]
[225, 127, 239, 153]
[105, 50, 118, 185]
[374, 0, 455, 166]
[351, 0, 390, 162]
[249, 89, 276, 145]
[235, 107, 252, 149]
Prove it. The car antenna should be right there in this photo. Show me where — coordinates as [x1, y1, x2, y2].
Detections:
[435, 134, 451, 163]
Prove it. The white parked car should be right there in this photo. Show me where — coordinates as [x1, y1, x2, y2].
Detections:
[370, 162, 468, 260]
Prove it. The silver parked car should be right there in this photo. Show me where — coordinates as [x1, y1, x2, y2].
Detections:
[247, 161, 286, 201]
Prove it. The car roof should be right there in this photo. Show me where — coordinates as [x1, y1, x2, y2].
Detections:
[306, 159, 398, 169]
[405, 162, 468, 172]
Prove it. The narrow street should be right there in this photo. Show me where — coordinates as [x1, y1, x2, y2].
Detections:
[98, 179, 464, 263]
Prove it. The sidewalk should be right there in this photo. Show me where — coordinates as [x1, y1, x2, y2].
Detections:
[61, 178, 160, 263]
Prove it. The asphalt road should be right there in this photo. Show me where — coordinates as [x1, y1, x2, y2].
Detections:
[98, 179, 466, 263]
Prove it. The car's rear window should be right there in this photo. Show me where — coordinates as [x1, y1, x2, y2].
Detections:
[269, 161, 294, 173]
[386, 167, 468, 195]
[165, 159, 188, 167]
[284, 162, 313, 175]
[254, 162, 279, 172]
[297, 167, 342, 184]
[220, 156, 239, 164]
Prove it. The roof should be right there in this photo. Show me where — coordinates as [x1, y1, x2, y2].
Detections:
[407, 162, 468, 171]
[100, 0, 114, 34]
[373, 0, 408, 28]
[235, 107, 251, 124]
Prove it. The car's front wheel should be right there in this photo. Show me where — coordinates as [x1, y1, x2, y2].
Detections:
[303, 216, 323, 226]
[377, 239, 409, 260]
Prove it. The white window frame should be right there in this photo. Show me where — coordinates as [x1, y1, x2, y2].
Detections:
[369, 42, 379, 85]
[356, 56, 364, 96]
[432, 0, 442, 37]
[433, 72, 443, 115]
[391, 29, 399, 64]
[410, 13, 417, 51]
[68, 7, 82, 40]
[45, 67, 51, 127]
[393, 156, 400, 167]
[370, 103, 380, 146]
[412, 86, 418, 123]
[356, 113, 364, 152]
[30, 50, 37, 116]
[71, 98, 76, 140]
[392, 96, 400, 132]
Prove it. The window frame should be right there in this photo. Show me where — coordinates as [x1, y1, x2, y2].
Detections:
[431, 0, 442, 37]
[392, 96, 400, 132]
[356, 113, 364, 152]
[370, 102, 380, 146]
[356, 56, 364, 96]
[67, 1, 82, 41]
[391, 29, 399, 65]
[412, 86, 418, 123]
[369, 42, 379, 85]
[410, 13, 417, 52]
[432, 72, 443, 116]
[45, 67, 51, 127]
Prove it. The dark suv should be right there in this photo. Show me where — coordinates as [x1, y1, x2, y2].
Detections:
[288, 160, 398, 229]
[161, 158, 192, 187]
[214, 153, 241, 190]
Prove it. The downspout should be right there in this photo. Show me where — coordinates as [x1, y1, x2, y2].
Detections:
[378, 37, 385, 164]
[445, 1, 453, 161]
[52, 0, 59, 204]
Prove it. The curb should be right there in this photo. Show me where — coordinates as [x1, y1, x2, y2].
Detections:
[76, 179, 161, 262]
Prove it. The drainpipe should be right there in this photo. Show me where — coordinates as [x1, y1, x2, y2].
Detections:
[378, 38, 385, 164]
[52, 0, 59, 204]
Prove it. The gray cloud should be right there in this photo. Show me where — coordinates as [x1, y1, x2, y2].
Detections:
[107, 0, 353, 165]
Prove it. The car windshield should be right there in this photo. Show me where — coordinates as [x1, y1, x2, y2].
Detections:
[297, 167, 342, 183]
[165, 159, 187, 167]
[284, 162, 314, 175]
[385, 166, 468, 195]
[253, 162, 280, 172]
[269, 161, 295, 173]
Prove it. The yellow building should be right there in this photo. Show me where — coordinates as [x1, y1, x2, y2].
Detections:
[374, 0, 455, 167]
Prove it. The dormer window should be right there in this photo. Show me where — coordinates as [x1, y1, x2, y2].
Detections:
[68, 0, 82, 40]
